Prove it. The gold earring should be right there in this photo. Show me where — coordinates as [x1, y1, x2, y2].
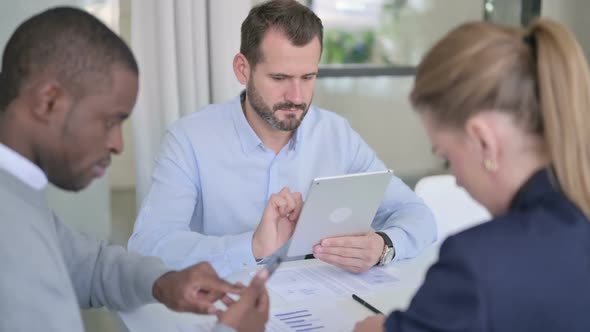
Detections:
[483, 159, 498, 172]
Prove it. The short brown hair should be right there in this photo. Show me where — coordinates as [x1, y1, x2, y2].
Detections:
[240, 0, 323, 67]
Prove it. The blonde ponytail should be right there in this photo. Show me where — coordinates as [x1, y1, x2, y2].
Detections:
[530, 19, 590, 218]
[411, 18, 590, 219]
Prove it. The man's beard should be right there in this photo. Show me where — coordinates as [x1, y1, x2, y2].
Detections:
[246, 79, 310, 131]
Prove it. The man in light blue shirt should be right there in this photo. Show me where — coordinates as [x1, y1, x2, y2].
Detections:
[128, 0, 436, 277]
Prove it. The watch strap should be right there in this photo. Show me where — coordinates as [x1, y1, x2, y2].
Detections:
[375, 231, 395, 266]
[376, 231, 393, 248]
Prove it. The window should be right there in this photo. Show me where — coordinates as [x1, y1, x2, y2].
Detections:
[308, 0, 540, 184]
[310, 0, 540, 77]
[314, 0, 481, 67]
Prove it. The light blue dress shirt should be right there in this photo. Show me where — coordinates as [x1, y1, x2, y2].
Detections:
[129, 93, 436, 277]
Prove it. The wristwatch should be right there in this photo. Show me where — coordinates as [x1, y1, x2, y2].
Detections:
[375, 231, 395, 266]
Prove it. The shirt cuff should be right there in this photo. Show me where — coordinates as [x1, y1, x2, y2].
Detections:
[380, 227, 409, 262]
[136, 256, 174, 304]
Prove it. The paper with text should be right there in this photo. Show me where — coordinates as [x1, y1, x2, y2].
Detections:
[268, 264, 398, 303]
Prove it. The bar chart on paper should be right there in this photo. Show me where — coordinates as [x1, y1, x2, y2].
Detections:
[267, 309, 324, 332]
[177, 308, 348, 332]
[266, 307, 350, 332]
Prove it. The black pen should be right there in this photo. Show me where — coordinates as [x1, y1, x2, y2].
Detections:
[352, 294, 383, 314]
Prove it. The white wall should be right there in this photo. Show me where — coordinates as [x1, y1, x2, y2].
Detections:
[314, 77, 436, 177]
[0, 1, 73, 47]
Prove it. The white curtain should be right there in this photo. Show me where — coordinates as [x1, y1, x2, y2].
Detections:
[130, 0, 249, 206]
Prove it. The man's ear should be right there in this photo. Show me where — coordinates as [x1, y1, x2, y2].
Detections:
[29, 80, 71, 124]
[233, 53, 251, 85]
[465, 115, 500, 166]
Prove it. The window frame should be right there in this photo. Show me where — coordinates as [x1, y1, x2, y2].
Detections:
[313, 0, 541, 78]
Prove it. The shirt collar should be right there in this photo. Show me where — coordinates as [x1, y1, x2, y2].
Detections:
[290, 112, 304, 150]
[232, 92, 264, 154]
[0, 142, 48, 191]
[232, 91, 304, 154]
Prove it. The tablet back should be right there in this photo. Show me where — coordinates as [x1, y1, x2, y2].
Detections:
[286, 170, 393, 257]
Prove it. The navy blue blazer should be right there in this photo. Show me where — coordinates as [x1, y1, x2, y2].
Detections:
[386, 168, 590, 331]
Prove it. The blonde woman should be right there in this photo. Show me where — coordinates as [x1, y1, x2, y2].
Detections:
[355, 18, 590, 332]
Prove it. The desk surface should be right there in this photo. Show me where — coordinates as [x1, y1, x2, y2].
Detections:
[118, 245, 440, 331]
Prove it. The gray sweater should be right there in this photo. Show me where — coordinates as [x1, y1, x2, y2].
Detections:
[0, 169, 171, 331]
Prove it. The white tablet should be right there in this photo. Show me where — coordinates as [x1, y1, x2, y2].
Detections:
[285, 169, 393, 258]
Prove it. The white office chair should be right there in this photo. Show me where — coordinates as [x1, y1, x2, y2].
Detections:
[415, 174, 491, 244]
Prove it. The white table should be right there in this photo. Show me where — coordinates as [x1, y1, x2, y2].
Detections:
[118, 245, 440, 331]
